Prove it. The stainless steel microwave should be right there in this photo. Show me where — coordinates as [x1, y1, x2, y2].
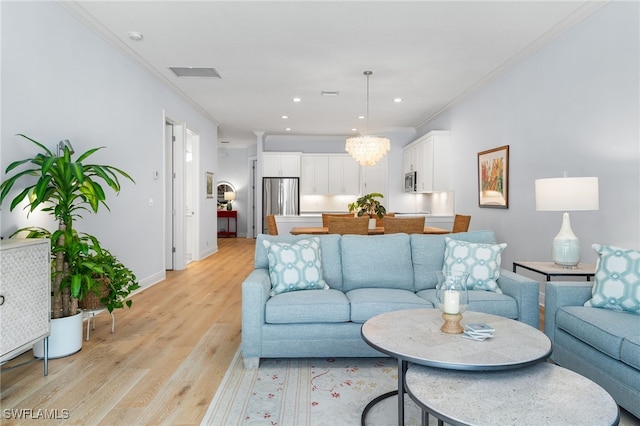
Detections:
[404, 171, 417, 192]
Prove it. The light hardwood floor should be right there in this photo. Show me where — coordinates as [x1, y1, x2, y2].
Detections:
[1, 237, 255, 425]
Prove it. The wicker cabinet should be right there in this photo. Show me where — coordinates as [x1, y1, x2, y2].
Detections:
[0, 239, 50, 374]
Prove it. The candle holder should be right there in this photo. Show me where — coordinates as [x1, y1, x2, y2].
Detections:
[436, 271, 469, 334]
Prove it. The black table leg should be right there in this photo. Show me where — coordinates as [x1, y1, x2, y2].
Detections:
[361, 358, 409, 426]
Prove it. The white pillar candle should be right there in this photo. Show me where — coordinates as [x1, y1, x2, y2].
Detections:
[443, 290, 460, 314]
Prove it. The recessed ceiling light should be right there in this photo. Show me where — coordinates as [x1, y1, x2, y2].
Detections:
[285, 128, 292, 131]
[351, 128, 358, 132]
[394, 98, 403, 103]
[292, 97, 302, 103]
[128, 31, 143, 41]
[321, 91, 340, 96]
[169, 67, 221, 78]
[281, 115, 289, 119]
[358, 115, 365, 120]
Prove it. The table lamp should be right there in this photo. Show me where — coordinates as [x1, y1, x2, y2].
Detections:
[535, 176, 599, 267]
[224, 191, 236, 211]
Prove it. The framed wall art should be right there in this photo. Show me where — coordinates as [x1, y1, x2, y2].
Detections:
[206, 172, 214, 198]
[478, 145, 509, 208]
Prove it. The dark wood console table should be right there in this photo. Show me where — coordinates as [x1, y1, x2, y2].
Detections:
[217, 210, 237, 238]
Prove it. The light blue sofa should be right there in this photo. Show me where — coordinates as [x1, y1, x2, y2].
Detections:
[242, 231, 540, 368]
[545, 282, 640, 419]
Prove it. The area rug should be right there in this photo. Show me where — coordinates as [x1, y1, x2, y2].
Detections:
[201, 349, 425, 426]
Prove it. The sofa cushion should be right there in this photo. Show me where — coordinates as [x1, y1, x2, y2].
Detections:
[265, 289, 350, 324]
[443, 237, 506, 293]
[341, 234, 414, 292]
[416, 289, 518, 319]
[411, 231, 498, 291]
[256, 234, 344, 291]
[621, 333, 640, 370]
[347, 288, 432, 323]
[263, 237, 329, 295]
[585, 244, 640, 315]
[555, 306, 640, 360]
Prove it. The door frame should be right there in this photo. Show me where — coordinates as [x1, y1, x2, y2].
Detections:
[247, 156, 257, 238]
[164, 115, 187, 270]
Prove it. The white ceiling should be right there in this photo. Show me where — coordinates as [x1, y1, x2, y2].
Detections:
[62, 1, 605, 147]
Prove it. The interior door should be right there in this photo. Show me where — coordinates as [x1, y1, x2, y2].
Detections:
[185, 129, 198, 263]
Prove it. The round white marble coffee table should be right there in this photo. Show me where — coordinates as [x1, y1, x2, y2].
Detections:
[405, 362, 620, 426]
[360, 309, 552, 425]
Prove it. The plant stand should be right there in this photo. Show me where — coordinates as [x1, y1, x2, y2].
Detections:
[82, 308, 115, 341]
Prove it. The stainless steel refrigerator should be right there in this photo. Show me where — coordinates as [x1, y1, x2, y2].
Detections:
[262, 177, 300, 233]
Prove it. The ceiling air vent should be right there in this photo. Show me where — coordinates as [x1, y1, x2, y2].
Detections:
[169, 67, 221, 78]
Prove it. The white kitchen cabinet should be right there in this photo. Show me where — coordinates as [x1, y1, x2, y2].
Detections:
[404, 130, 450, 192]
[328, 155, 360, 195]
[361, 156, 388, 196]
[302, 154, 359, 196]
[0, 238, 50, 375]
[301, 155, 329, 194]
[263, 153, 301, 177]
[403, 143, 418, 173]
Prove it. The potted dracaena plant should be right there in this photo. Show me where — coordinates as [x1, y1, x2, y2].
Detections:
[0, 134, 134, 357]
[348, 192, 387, 229]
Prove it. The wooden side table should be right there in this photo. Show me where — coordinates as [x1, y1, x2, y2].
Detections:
[512, 261, 596, 281]
[217, 210, 237, 238]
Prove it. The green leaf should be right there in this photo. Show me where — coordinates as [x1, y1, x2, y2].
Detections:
[16, 134, 54, 157]
[75, 146, 104, 163]
[34, 175, 53, 202]
[40, 156, 57, 176]
[4, 157, 33, 173]
[8, 186, 33, 211]
[70, 275, 82, 298]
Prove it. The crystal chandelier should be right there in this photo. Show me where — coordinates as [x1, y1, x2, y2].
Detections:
[345, 71, 390, 166]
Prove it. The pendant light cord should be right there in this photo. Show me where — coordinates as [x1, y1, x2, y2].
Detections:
[364, 70, 372, 134]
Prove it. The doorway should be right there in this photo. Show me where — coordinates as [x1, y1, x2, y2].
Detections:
[165, 118, 197, 271]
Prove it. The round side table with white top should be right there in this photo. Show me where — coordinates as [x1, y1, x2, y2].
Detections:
[360, 309, 552, 425]
[405, 362, 619, 426]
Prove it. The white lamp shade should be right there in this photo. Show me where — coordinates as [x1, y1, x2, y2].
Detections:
[535, 177, 599, 211]
[224, 191, 236, 202]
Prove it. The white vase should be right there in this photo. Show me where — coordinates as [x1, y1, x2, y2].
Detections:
[33, 310, 83, 359]
[368, 218, 376, 229]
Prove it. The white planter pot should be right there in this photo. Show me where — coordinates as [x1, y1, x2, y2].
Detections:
[368, 218, 376, 229]
[33, 310, 83, 359]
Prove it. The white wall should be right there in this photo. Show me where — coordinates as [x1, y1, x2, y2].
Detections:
[418, 2, 639, 273]
[1, 2, 218, 288]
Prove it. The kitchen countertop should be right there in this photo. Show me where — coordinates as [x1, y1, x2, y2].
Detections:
[297, 212, 453, 217]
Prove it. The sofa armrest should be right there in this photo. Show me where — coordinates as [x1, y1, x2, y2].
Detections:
[497, 269, 540, 329]
[543, 281, 593, 344]
[241, 269, 272, 360]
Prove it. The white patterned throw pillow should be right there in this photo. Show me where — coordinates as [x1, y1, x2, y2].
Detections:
[443, 237, 507, 293]
[263, 237, 329, 296]
[585, 244, 640, 315]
